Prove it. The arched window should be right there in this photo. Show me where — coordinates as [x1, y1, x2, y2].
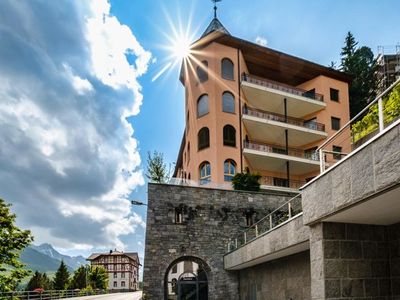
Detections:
[197, 94, 209, 117]
[198, 127, 210, 150]
[199, 162, 211, 185]
[197, 60, 208, 83]
[221, 58, 234, 80]
[222, 92, 235, 113]
[223, 125, 236, 147]
[224, 159, 236, 182]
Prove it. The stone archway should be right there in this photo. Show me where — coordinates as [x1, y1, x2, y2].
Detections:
[164, 256, 210, 300]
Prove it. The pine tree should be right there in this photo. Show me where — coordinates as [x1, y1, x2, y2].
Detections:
[53, 261, 70, 290]
[26, 271, 53, 291]
[69, 265, 88, 289]
[0, 198, 33, 292]
[340, 32, 377, 117]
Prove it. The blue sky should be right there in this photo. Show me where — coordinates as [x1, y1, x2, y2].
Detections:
[0, 0, 399, 270]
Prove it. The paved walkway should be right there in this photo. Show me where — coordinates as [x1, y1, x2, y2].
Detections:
[68, 292, 142, 300]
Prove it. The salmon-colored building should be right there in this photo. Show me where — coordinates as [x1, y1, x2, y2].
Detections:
[173, 16, 351, 193]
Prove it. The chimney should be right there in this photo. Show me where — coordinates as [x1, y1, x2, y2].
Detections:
[109, 249, 112, 254]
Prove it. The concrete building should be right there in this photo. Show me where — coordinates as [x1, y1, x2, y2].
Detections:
[87, 250, 140, 292]
[377, 45, 400, 92]
[173, 12, 351, 193]
[143, 5, 400, 300]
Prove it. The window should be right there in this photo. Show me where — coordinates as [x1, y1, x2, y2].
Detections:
[113, 272, 117, 278]
[121, 272, 125, 278]
[224, 160, 236, 181]
[198, 127, 210, 150]
[221, 58, 234, 80]
[330, 88, 339, 102]
[333, 145, 342, 160]
[331, 117, 341, 130]
[273, 177, 289, 188]
[303, 88, 316, 99]
[197, 60, 208, 83]
[199, 162, 211, 185]
[121, 281, 125, 287]
[223, 125, 236, 147]
[197, 94, 209, 117]
[175, 208, 183, 224]
[113, 281, 117, 287]
[222, 92, 235, 113]
[187, 143, 190, 164]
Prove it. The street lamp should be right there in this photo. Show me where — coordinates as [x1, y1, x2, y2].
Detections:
[131, 200, 147, 206]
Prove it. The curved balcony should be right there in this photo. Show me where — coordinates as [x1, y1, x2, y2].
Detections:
[242, 106, 327, 147]
[243, 141, 320, 175]
[241, 74, 326, 118]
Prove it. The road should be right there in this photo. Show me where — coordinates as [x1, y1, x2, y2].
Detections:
[68, 292, 142, 300]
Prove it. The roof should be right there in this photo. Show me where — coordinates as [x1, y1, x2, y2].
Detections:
[86, 251, 140, 265]
[201, 17, 230, 38]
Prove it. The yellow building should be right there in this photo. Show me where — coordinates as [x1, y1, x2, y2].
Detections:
[173, 15, 351, 193]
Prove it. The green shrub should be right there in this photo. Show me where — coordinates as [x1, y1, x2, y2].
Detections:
[231, 173, 261, 191]
[351, 84, 400, 142]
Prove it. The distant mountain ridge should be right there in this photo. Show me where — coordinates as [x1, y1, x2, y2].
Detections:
[21, 243, 87, 273]
[31, 243, 86, 270]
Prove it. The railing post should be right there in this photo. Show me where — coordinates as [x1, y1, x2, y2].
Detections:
[319, 149, 325, 172]
[235, 238, 238, 248]
[288, 202, 292, 219]
[244, 232, 247, 244]
[269, 215, 273, 229]
[378, 97, 384, 131]
[255, 224, 258, 237]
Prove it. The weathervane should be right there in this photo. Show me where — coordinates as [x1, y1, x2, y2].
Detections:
[212, 0, 222, 19]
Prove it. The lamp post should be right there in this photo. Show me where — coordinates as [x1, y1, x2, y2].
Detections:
[131, 200, 147, 206]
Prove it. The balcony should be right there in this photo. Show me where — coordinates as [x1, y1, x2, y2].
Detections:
[243, 141, 320, 175]
[242, 106, 327, 147]
[260, 176, 306, 192]
[241, 74, 326, 118]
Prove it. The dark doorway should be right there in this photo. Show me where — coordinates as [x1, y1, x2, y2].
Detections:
[165, 257, 209, 300]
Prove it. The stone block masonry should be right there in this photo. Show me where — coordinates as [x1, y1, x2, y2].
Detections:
[142, 183, 294, 300]
[310, 222, 400, 300]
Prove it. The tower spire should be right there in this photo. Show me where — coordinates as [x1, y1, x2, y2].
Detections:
[212, 0, 222, 19]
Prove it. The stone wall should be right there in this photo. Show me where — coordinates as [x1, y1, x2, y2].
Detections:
[302, 123, 400, 225]
[389, 222, 400, 297]
[143, 183, 293, 300]
[310, 222, 392, 299]
[239, 251, 311, 300]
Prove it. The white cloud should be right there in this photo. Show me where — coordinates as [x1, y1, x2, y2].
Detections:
[0, 0, 150, 250]
[255, 36, 268, 47]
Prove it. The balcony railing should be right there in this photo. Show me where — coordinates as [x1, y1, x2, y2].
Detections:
[242, 73, 324, 102]
[244, 140, 320, 161]
[317, 78, 400, 173]
[243, 106, 326, 132]
[226, 194, 302, 252]
[260, 176, 306, 190]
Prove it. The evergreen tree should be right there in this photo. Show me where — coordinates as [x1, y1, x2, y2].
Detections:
[26, 271, 53, 291]
[0, 198, 34, 292]
[69, 265, 88, 289]
[53, 261, 70, 290]
[88, 266, 108, 290]
[340, 32, 377, 117]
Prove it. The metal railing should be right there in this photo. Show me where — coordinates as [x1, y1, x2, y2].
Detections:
[318, 78, 400, 173]
[166, 178, 233, 190]
[243, 106, 326, 132]
[244, 140, 320, 161]
[260, 176, 306, 190]
[242, 74, 324, 102]
[0, 289, 113, 300]
[226, 194, 302, 252]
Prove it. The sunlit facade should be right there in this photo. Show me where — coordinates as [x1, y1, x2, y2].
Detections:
[173, 17, 351, 193]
